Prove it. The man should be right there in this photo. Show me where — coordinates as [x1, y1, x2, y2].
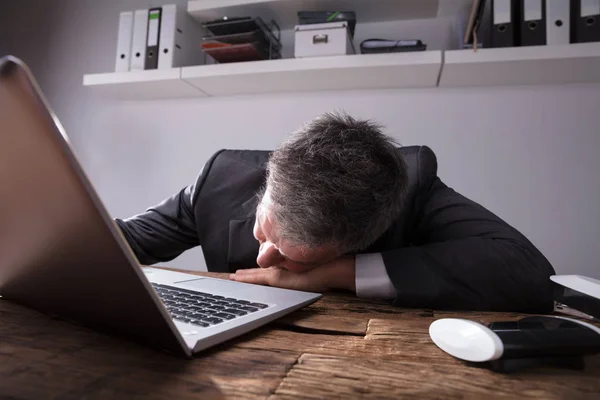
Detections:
[117, 113, 555, 312]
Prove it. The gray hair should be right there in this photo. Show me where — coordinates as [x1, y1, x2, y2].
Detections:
[264, 112, 408, 253]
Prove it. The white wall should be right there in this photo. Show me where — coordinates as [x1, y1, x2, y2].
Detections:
[2, 0, 599, 278]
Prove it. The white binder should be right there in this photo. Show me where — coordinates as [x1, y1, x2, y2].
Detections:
[546, 0, 570, 45]
[157, 4, 203, 69]
[114, 11, 133, 72]
[130, 9, 148, 71]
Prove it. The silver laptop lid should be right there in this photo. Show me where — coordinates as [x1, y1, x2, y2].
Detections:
[0, 56, 189, 356]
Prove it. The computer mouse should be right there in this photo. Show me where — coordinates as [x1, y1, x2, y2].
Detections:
[430, 316, 600, 363]
[429, 318, 504, 362]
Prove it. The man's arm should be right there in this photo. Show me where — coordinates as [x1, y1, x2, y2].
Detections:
[116, 183, 199, 265]
[382, 177, 556, 313]
[115, 150, 225, 265]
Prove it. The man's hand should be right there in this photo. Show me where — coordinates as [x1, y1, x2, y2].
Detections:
[229, 256, 356, 293]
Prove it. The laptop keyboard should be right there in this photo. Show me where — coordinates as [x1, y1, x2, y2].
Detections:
[152, 283, 269, 328]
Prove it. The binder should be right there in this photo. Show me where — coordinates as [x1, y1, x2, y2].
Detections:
[491, 0, 519, 47]
[114, 11, 133, 72]
[546, 0, 570, 44]
[520, 0, 546, 46]
[145, 7, 162, 70]
[158, 4, 203, 69]
[571, 0, 600, 43]
[130, 9, 148, 71]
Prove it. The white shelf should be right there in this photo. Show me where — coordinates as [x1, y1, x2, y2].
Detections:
[83, 44, 600, 99]
[180, 52, 442, 96]
[82, 69, 206, 100]
[439, 42, 600, 87]
[187, 0, 441, 30]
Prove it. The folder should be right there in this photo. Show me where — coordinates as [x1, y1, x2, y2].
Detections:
[571, 0, 600, 43]
[145, 7, 162, 70]
[546, 0, 570, 44]
[158, 4, 203, 69]
[130, 9, 148, 71]
[520, 0, 546, 46]
[114, 11, 133, 72]
[492, 0, 519, 47]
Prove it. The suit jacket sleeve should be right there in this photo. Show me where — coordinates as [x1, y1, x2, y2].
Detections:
[383, 154, 556, 313]
[115, 185, 198, 265]
[114, 151, 223, 265]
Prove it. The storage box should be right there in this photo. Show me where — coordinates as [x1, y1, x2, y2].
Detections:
[294, 21, 355, 58]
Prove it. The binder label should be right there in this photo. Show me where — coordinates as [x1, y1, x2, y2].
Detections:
[581, 0, 600, 17]
[493, 0, 512, 24]
[148, 10, 160, 46]
[524, 0, 542, 21]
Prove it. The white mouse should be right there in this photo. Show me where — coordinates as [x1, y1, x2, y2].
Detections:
[429, 316, 600, 363]
[429, 318, 504, 362]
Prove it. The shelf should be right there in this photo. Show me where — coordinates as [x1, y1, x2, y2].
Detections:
[439, 42, 600, 87]
[82, 69, 205, 100]
[181, 52, 443, 96]
[187, 0, 441, 30]
[83, 44, 600, 99]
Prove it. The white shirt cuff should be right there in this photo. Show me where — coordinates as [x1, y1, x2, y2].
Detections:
[355, 253, 397, 299]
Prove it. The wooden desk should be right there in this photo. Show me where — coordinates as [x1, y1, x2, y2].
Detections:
[1, 271, 599, 399]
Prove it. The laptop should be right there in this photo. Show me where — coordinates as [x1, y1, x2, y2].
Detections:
[0, 56, 321, 357]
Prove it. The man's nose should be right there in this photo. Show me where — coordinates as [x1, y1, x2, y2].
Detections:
[256, 242, 283, 268]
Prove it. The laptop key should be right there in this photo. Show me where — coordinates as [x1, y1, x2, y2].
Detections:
[201, 317, 224, 324]
[190, 312, 208, 320]
[213, 301, 231, 307]
[211, 295, 225, 300]
[182, 311, 198, 318]
[207, 305, 225, 311]
[189, 320, 209, 327]
[237, 306, 259, 313]
[214, 313, 236, 320]
[223, 308, 247, 316]
[236, 300, 251, 304]
[249, 302, 268, 309]
[171, 287, 207, 296]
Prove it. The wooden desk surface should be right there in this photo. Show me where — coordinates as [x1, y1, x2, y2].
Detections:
[1, 271, 599, 399]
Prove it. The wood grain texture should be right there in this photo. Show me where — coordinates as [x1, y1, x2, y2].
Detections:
[364, 312, 527, 339]
[221, 324, 462, 366]
[0, 301, 299, 400]
[2, 269, 600, 399]
[273, 309, 368, 336]
[270, 353, 600, 400]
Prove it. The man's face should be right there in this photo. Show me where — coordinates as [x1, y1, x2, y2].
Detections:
[252, 190, 340, 273]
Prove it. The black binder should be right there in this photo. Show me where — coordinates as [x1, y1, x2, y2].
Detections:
[144, 7, 162, 70]
[491, 0, 520, 47]
[571, 0, 600, 43]
[520, 0, 546, 46]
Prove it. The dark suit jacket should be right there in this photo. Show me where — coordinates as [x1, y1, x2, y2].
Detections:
[116, 146, 556, 312]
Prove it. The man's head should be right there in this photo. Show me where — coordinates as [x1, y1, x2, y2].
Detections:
[253, 112, 408, 272]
